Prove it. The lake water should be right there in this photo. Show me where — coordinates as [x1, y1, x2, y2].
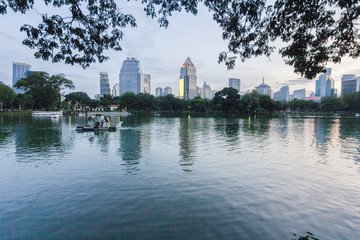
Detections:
[1, 114, 360, 239]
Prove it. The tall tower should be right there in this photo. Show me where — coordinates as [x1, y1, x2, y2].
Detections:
[143, 74, 151, 94]
[12, 62, 32, 94]
[315, 68, 335, 97]
[100, 72, 110, 96]
[119, 57, 144, 95]
[229, 78, 241, 93]
[179, 57, 197, 99]
[156, 87, 163, 97]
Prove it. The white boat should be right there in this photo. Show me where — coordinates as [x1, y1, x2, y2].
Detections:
[355, 113, 360, 117]
[76, 114, 122, 132]
[32, 111, 63, 117]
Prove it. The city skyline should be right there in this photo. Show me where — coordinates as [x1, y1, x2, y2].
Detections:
[2, 3, 360, 97]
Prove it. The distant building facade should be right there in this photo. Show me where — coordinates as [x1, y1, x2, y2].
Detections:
[279, 86, 290, 101]
[293, 88, 306, 100]
[119, 57, 144, 95]
[100, 72, 111, 96]
[156, 87, 163, 97]
[179, 57, 197, 99]
[112, 83, 119, 97]
[273, 90, 281, 101]
[341, 74, 360, 95]
[143, 74, 151, 94]
[163, 87, 172, 96]
[196, 86, 202, 98]
[202, 82, 212, 99]
[255, 78, 272, 97]
[315, 68, 336, 98]
[229, 78, 240, 93]
[12, 62, 32, 94]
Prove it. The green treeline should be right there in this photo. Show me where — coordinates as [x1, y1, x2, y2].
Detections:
[2, 72, 360, 114]
[64, 88, 360, 114]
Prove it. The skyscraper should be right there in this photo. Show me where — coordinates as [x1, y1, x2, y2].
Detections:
[119, 57, 144, 95]
[341, 74, 360, 95]
[255, 78, 272, 97]
[229, 78, 240, 92]
[179, 57, 197, 99]
[112, 83, 120, 97]
[315, 68, 335, 98]
[202, 82, 212, 99]
[100, 72, 110, 96]
[156, 87, 163, 97]
[143, 74, 151, 94]
[279, 86, 290, 101]
[293, 88, 306, 99]
[163, 87, 172, 96]
[12, 62, 32, 94]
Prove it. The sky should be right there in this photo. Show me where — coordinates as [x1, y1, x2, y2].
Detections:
[1, 1, 360, 98]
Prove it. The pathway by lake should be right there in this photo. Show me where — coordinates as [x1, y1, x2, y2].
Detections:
[1, 114, 360, 239]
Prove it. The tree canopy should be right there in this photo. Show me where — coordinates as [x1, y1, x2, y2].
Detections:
[15, 71, 74, 110]
[2, 0, 360, 79]
[0, 82, 15, 108]
[65, 91, 91, 105]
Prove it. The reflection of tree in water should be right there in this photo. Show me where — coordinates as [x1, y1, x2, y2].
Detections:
[241, 116, 270, 136]
[0, 115, 15, 146]
[14, 116, 72, 163]
[118, 128, 142, 173]
[214, 117, 240, 142]
[178, 116, 197, 172]
[338, 118, 360, 162]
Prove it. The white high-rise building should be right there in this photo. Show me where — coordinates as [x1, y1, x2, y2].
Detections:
[229, 78, 240, 92]
[112, 83, 120, 97]
[156, 87, 163, 97]
[315, 68, 335, 98]
[255, 78, 272, 97]
[202, 82, 212, 99]
[143, 74, 151, 94]
[293, 88, 306, 100]
[163, 87, 172, 96]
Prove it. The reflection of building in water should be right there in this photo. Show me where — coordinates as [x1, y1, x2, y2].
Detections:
[313, 118, 337, 163]
[119, 129, 142, 173]
[313, 118, 334, 146]
[214, 118, 240, 142]
[93, 131, 110, 154]
[178, 116, 197, 171]
[277, 117, 289, 139]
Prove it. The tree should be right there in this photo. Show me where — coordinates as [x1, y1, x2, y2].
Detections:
[14, 72, 74, 110]
[320, 96, 341, 112]
[0, 82, 15, 109]
[239, 91, 260, 114]
[2, 1, 360, 79]
[99, 94, 112, 109]
[64, 91, 91, 105]
[213, 87, 240, 113]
